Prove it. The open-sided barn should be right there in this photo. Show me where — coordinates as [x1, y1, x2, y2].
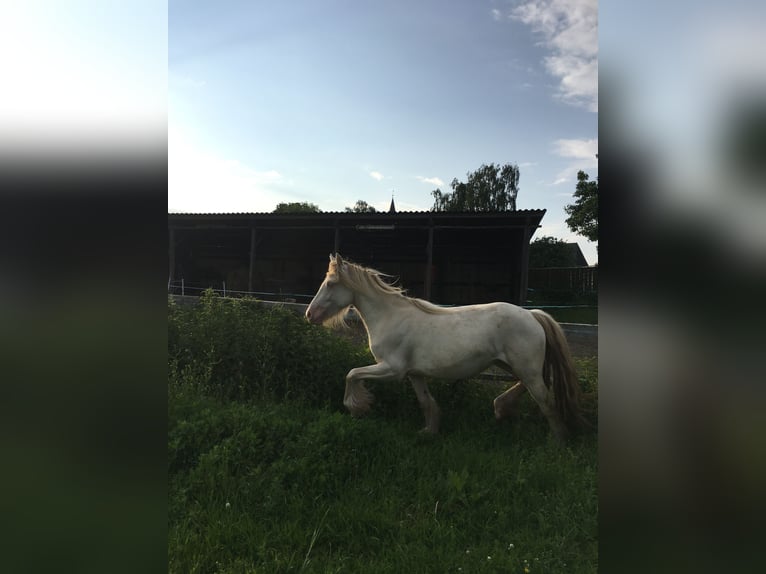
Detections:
[168, 207, 545, 306]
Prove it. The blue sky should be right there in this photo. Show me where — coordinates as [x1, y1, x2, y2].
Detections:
[169, 0, 598, 264]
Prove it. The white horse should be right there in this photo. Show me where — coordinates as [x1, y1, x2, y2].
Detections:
[305, 254, 584, 442]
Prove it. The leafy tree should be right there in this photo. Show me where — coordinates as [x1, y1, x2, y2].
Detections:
[345, 200, 377, 213]
[565, 171, 598, 242]
[529, 236, 570, 268]
[431, 163, 519, 212]
[273, 201, 321, 214]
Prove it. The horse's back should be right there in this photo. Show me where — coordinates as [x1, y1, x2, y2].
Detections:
[406, 300, 538, 336]
[433, 301, 537, 331]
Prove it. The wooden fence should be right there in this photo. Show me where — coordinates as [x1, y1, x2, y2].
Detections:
[528, 266, 598, 294]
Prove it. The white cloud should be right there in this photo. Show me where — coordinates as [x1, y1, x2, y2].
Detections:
[551, 137, 598, 185]
[491, 8, 503, 21]
[510, 0, 598, 111]
[369, 171, 384, 181]
[416, 175, 445, 187]
[553, 138, 598, 160]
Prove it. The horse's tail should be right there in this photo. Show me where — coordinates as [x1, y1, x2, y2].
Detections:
[530, 309, 588, 432]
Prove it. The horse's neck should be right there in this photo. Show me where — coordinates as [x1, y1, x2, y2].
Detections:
[353, 290, 405, 338]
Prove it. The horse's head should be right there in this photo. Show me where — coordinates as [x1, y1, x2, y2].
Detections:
[305, 254, 355, 325]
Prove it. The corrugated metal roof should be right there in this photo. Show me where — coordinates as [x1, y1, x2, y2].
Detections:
[168, 209, 545, 216]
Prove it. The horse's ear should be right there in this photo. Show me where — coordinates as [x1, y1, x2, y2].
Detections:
[335, 253, 344, 265]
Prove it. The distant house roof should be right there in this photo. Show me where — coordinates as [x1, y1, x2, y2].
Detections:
[564, 243, 588, 267]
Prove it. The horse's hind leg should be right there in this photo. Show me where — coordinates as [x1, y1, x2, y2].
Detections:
[410, 375, 440, 434]
[493, 381, 526, 420]
[521, 372, 569, 443]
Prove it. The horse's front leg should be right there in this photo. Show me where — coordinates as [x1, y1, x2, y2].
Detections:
[344, 362, 400, 416]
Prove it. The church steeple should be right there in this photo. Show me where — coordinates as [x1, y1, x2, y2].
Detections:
[388, 192, 396, 214]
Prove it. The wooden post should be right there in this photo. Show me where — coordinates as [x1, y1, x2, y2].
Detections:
[248, 227, 257, 293]
[424, 223, 434, 300]
[518, 223, 532, 305]
[168, 228, 175, 283]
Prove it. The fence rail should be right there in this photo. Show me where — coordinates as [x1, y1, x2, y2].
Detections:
[167, 280, 316, 303]
[527, 266, 597, 293]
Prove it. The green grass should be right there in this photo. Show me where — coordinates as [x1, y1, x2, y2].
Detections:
[168, 294, 598, 573]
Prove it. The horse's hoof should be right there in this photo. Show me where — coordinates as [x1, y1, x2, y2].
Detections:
[553, 430, 570, 445]
[494, 402, 519, 421]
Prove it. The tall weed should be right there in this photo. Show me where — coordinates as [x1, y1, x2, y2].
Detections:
[168, 291, 371, 405]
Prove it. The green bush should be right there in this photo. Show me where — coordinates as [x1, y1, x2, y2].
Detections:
[168, 291, 372, 406]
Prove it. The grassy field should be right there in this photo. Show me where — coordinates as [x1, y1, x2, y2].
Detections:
[169, 293, 598, 573]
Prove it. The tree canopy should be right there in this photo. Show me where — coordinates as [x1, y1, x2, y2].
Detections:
[431, 163, 519, 212]
[344, 200, 377, 213]
[564, 171, 598, 243]
[273, 201, 321, 214]
[529, 236, 570, 268]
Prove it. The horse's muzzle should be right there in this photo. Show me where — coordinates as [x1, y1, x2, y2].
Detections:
[305, 306, 323, 324]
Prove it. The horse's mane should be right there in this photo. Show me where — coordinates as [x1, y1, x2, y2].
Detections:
[330, 258, 449, 315]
